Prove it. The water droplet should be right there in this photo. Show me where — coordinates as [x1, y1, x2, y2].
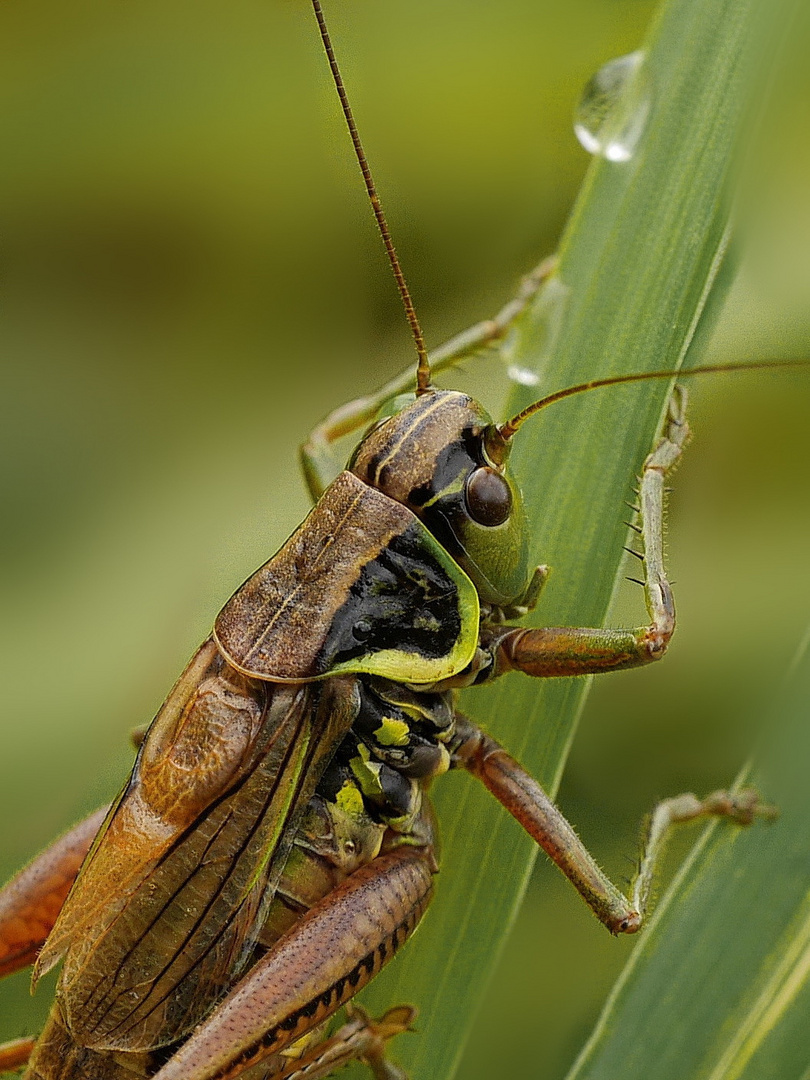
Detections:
[507, 365, 540, 387]
[502, 276, 570, 386]
[574, 51, 650, 163]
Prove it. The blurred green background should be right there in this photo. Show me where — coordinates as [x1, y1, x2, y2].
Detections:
[1, 1, 809, 1077]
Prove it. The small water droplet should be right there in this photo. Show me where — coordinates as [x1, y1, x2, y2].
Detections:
[507, 365, 540, 387]
[574, 51, 650, 163]
[502, 276, 570, 387]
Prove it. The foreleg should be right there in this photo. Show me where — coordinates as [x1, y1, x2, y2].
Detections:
[483, 389, 689, 679]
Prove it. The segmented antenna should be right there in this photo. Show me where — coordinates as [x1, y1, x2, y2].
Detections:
[311, 0, 431, 394]
[498, 358, 810, 440]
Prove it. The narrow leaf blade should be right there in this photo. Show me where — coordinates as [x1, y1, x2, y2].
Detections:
[358, 1, 786, 1078]
[567, 632, 810, 1080]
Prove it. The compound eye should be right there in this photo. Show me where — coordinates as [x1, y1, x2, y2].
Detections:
[464, 467, 512, 527]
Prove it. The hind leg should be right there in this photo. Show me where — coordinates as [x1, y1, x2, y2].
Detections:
[252, 1006, 415, 1080]
[0, 1036, 36, 1073]
[0, 808, 107, 981]
[0, 808, 108, 1073]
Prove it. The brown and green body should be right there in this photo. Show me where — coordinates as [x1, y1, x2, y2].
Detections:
[0, 384, 771, 1080]
[0, 1, 783, 1073]
[3, 400, 486, 1080]
[18, 640, 441, 1080]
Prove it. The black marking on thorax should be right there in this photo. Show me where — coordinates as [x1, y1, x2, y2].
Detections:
[318, 526, 460, 669]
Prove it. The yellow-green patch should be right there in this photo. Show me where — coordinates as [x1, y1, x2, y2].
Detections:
[374, 717, 411, 747]
[335, 778, 366, 820]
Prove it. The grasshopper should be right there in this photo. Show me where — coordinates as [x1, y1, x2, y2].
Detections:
[0, 3, 806, 1079]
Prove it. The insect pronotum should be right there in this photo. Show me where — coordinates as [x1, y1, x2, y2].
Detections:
[1, 2, 810, 1080]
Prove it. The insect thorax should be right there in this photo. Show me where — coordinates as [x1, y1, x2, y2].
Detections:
[350, 390, 532, 607]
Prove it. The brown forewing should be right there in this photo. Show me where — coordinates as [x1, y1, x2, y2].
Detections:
[36, 640, 358, 1052]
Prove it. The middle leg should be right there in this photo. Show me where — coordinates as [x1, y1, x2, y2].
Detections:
[452, 716, 774, 934]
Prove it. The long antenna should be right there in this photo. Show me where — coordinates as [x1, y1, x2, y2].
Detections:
[311, 0, 431, 394]
[498, 358, 810, 440]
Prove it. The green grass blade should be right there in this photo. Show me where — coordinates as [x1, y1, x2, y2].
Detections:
[567, 630, 810, 1080]
[356, 0, 792, 1077]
